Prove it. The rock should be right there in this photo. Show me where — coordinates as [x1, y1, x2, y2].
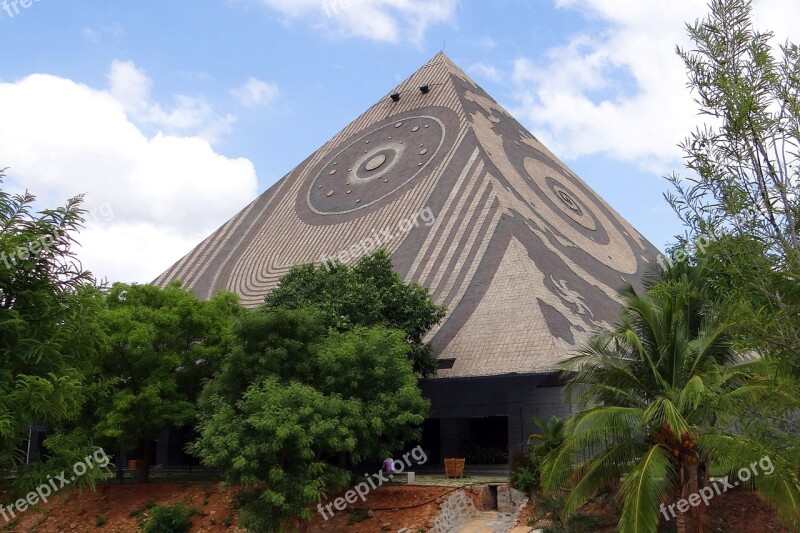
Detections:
[397, 528, 409, 533]
[69, 524, 77, 530]
[381, 523, 392, 531]
[367, 509, 375, 518]
[426, 520, 435, 528]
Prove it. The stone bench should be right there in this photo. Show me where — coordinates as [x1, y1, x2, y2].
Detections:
[386, 471, 416, 484]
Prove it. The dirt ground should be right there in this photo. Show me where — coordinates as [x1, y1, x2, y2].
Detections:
[0, 482, 791, 532]
[0, 483, 454, 533]
[0, 483, 240, 532]
[517, 488, 792, 532]
[307, 484, 455, 532]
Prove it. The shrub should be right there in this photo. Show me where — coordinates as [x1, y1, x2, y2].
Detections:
[510, 417, 564, 493]
[142, 503, 201, 533]
[348, 508, 370, 524]
[509, 447, 538, 493]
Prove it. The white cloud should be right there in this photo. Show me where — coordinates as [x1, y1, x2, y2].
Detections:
[108, 60, 236, 143]
[257, 0, 458, 43]
[477, 36, 497, 50]
[230, 77, 280, 107]
[0, 68, 259, 284]
[82, 22, 124, 44]
[510, 0, 800, 173]
[468, 62, 503, 83]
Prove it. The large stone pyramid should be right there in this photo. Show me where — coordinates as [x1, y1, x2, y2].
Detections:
[155, 53, 659, 379]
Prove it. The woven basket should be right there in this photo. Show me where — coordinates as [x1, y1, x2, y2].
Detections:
[444, 458, 465, 478]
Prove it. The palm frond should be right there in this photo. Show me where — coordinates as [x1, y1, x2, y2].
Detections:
[643, 397, 691, 438]
[562, 442, 647, 518]
[618, 444, 676, 533]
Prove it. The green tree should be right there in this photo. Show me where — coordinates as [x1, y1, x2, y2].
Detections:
[0, 169, 105, 488]
[666, 0, 800, 372]
[264, 249, 446, 377]
[191, 307, 429, 532]
[542, 263, 800, 533]
[88, 282, 241, 482]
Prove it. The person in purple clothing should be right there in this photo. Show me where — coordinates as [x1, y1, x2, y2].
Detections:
[382, 457, 395, 476]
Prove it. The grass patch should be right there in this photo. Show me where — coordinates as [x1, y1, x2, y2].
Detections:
[347, 508, 370, 525]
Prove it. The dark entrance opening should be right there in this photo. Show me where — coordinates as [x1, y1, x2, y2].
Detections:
[462, 416, 508, 464]
[420, 418, 441, 465]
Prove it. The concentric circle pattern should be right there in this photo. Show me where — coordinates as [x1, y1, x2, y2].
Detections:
[544, 176, 597, 231]
[307, 116, 445, 214]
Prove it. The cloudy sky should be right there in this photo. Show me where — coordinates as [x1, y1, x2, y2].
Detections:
[1, 0, 798, 283]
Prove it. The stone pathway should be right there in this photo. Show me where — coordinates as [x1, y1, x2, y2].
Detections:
[456, 511, 515, 532]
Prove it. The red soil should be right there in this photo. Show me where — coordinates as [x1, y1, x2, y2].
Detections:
[0, 482, 789, 532]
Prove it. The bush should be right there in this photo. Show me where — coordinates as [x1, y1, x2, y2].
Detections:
[510, 417, 564, 493]
[509, 447, 538, 493]
[348, 508, 370, 524]
[142, 503, 201, 533]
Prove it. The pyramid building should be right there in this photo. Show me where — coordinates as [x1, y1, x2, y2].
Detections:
[156, 53, 659, 460]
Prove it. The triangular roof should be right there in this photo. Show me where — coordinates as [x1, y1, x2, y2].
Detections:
[155, 53, 659, 378]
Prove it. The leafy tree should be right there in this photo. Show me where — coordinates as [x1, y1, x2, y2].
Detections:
[0, 169, 105, 488]
[191, 307, 429, 532]
[542, 263, 800, 533]
[666, 0, 800, 372]
[264, 249, 446, 377]
[87, 282, 241, 482]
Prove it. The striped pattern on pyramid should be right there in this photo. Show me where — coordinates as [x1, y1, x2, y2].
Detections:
[155, 52, 659, 378]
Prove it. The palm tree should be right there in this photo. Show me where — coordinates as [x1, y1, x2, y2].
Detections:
[541, 263, 800, 533]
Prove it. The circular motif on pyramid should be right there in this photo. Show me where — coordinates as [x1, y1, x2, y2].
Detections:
[522, 157, 638, 273]
[544, 176, 597, 231]
[307, 116, 445, 214]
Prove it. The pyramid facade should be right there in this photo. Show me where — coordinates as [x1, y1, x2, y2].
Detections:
[155, 53, 659, 379]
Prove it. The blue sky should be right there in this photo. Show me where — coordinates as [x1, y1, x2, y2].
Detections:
[1, 0, 797, 282]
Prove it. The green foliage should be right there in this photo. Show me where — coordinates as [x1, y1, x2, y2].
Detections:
[81, 282, 241, 482]
[542, 262, 800, 533]
[347, 508, 369, 524]
[194, 253, 440, 529]
[510, 417, 564, 494]
[192, 306, 429, 531]
[0, 169, 105, 491]
[11, 431, 112, 499]
[509, 454, 538, 494]
[665, 0, 800, 374]
[141, 503, 201, 533]
[264, 249, 446, 377]
[94, 515, 107, 527]
[541, 512, 598, 533]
